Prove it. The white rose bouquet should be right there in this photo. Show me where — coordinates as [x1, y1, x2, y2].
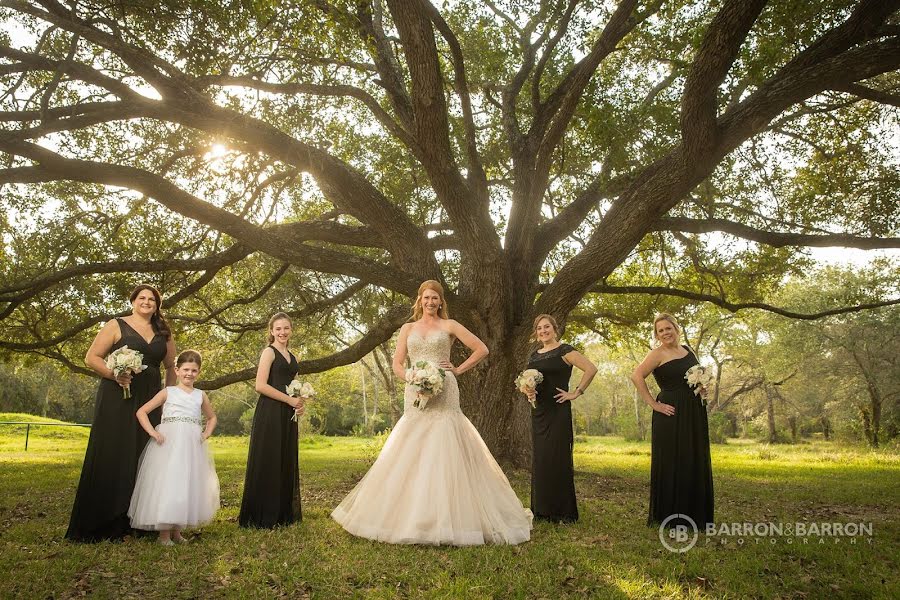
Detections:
[105, 346, 147, 399]
[287, 380, 315, 421]
[685, 364, 715, 405]
[405, 360, 446, 410]
[515, 368, 544, 408]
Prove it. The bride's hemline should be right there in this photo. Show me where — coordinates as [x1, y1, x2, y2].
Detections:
[331, 509, 531, 547]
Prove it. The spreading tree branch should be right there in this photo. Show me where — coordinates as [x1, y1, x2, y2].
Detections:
[592, 284, 900, 320]
[197, 303, 411, 389]
[655, 217, 900, 249]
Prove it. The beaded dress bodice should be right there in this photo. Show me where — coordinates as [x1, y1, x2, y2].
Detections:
[404, 329, 460, 414]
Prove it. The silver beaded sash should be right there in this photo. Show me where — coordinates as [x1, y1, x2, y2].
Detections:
[161, 415, 202, 426]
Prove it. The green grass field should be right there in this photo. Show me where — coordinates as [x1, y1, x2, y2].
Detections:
[0, 413, 897, 599]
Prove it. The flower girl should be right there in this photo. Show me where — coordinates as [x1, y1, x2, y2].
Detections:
[128, 350, 220, 545]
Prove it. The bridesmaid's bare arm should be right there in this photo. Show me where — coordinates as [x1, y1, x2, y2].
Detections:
[84, 320, 131, 385]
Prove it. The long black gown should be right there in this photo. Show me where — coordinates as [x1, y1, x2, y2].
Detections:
[648, 346, 714, 528]
[528, 343, 578, 523]
[239, 347, 301, 528]
[66, 318, 165, 542]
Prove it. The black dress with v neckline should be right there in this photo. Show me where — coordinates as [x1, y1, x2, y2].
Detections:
[648, 345, 714, 528]
[66, 318, 166, 542]
[239, 346, 302, 528]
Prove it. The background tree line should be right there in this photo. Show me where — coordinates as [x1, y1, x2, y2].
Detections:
[3, 262, 896, 448]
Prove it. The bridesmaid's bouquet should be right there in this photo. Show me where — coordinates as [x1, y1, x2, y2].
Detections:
[287, 380, 315, 421]
[105, 346, 147, 399]
[515, 369, 544, 408]
[685, 365, 715, 405]
[405, 361, 446, 409]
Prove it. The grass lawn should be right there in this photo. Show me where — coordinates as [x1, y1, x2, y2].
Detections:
[0, 414, 897, 599]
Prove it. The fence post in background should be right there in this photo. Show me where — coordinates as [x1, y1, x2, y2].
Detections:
[1, 421, 92, 450]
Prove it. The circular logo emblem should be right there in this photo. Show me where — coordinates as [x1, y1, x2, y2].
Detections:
[659, 514, 698, 553]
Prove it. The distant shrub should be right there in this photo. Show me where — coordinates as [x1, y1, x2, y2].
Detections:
[239, 407, 255, 435]
[708, 412, 730, 444]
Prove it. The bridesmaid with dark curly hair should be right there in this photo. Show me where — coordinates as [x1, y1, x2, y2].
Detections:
[66, 284, 176, 542]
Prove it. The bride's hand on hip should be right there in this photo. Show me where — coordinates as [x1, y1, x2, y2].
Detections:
[439, 360, 458, 376]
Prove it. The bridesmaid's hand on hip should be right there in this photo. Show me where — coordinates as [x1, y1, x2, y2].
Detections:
[653, 401, 675, 416]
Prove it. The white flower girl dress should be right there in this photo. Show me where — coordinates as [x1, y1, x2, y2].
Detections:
[128, 386, 220, 531]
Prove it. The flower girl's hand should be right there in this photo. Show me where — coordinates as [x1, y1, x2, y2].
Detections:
[439, 360, 457, 375]
[154, 432, 166, 445]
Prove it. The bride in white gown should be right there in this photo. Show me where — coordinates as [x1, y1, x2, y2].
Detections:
[332, 280, 533, 545]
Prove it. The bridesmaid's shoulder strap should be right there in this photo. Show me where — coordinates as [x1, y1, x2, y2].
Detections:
[683, 344, 700, 361]
[112, 317, 127, 337]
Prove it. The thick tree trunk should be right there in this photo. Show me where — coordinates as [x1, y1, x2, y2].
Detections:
[457, 340, 533, 467]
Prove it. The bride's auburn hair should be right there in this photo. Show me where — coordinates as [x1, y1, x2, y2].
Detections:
[411, 280, 449, 321]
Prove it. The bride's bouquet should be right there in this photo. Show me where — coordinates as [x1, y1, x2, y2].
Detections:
[287, 379, 315, 421]
[515, 369, 544, 409]
[105, 346, 147, 399]
[685, 364, 715, 405]
[405, 360, 446, 410]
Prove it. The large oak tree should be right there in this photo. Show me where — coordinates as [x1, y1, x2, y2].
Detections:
[2, 0, 899, 464]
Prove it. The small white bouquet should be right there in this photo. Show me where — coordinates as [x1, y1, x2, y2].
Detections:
[287, 380, 315, 421]
[515, 368, 544, 408]
[105, 346, 147, 399]
[685, 364, 715, 405]
[405, 360, 446, 410]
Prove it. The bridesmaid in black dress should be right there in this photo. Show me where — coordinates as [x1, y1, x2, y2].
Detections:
[631, 313, 714, 528]
[66, 284, 176, 542]
[524, 314, 597, 523]
[239, 312, 306, 528]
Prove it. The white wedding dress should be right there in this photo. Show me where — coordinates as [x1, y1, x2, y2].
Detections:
[331, 329, 533, 545]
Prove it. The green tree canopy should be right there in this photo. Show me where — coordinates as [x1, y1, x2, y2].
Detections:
[2, 0, 898, 462]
